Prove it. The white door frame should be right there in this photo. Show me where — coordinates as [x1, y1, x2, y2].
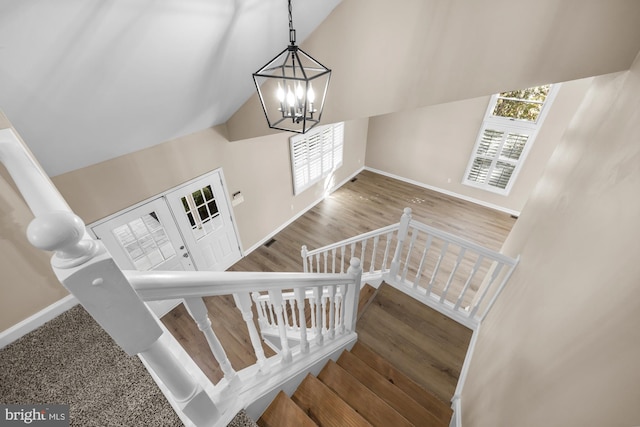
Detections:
[88, 168, 244, 312]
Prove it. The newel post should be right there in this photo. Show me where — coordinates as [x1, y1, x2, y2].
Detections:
[389, 207, 412, 278]
[27, 212, 220, 425]
[301, 245, 309, 273]
[343, 258, 362, 333]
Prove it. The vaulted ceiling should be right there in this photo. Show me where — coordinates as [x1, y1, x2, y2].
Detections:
[2, 0, 640, 177]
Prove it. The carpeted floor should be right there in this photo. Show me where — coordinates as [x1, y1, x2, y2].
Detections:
[0, 305, 182, 426]
[0, 305, 256, 427]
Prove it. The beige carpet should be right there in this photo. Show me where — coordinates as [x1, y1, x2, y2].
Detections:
[0, 305, 256, 427]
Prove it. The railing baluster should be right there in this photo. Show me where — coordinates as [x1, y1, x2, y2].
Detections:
[294, 288, 309, 353]
[350, 242, 356, 261]
[315, 253, 320, 273]
[331, 248, 336, 273]
[360, 239, 367, 272]
[285, 298, 294, 329]
[183, 297, 237, 383]
[340, 245, 346, 273]
[252, 292, 269, 330]
[401, 228, 419, 283]
[234, 293, 268, 371]
[390, 208, 412, 277]
[301, 245, 309, 273]
[268, 299, 278, 328]
[469, 262, 505, 319]
[370, 235, 380, 273]
[313, 286, 324, 346]
[268, 290, 292, 364]
[426, 241, 449, 294]
[338, 285, 346, 334]
[454, 255, 484, 311]
[382, 231, 393, 270]
[440, 248, 466, 303]
[414, 234, 434, 290]
[323, 251, 328, 273]
[327, 285, 336, 339]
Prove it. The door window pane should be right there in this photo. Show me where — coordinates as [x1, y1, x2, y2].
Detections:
[180, 185, 221, 240]
[111, 211, 176, 270]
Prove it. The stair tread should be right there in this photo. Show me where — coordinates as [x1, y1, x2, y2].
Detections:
[257, 391, 317, 427]
[337, 350, 448, 427]
[318, 359, 413, 427]
[292, 374, 372, 427]
[351, 342, 453, 424]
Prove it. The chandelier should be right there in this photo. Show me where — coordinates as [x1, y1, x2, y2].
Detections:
[252, 0, 331, 134]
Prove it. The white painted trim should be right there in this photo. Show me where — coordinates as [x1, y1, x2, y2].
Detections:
[244, 166, 365, 255]
[0, 294, 79, 349]
[450, 396, 462, 427]
[364, 167, 521, 217]
[450, 323, 482, 427]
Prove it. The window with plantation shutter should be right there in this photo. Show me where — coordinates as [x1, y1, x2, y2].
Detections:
[463, 84, 559, 195]
[290, 122, 344, 195]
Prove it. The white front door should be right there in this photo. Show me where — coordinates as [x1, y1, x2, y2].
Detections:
[165, 170, 242, 271]
[91, 197, 194, 316]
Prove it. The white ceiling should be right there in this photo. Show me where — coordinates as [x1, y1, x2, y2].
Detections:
[0, 0, 341, 176]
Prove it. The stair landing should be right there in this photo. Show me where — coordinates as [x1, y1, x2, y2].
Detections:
[357, 282, 473, 403]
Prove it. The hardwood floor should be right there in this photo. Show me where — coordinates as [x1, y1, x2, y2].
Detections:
[357, 283, 472, 403]
[161, 169, 515, 387]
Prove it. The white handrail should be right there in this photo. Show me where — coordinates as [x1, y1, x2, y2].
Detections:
[0, 128, 71, 216]
[301, 208, 519, 328]
[407, 220, 517, 266]
[304, 223, 400, 257]
[126, 270, 355, 301]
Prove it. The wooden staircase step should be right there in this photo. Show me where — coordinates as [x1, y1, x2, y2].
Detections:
[318, 359, 413, 427]
[292, 374, 372, 427]
[350, 342, 452, 425]
[337, 350, 448, 427]
[257, 390, 317, 427]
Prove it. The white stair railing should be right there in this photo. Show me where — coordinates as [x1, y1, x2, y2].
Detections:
[1, 126, 220, 426]
[126, 261, 362, 422]
[2, 122, 363, 427]
[302, 207, 519, 329]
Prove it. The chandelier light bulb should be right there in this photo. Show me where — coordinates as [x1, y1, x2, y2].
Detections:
[295, 82, 304, 100]
[307, 84, 315, 103]
[276, 82, 285, 102]
[286, 85, 295, 107]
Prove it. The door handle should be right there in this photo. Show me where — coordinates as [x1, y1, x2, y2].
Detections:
[183, 253, 189, 258]
[179, 246, 185, 250]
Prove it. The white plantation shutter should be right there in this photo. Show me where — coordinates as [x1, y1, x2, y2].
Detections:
[463, 84, 559, 195]
[465, 125, 531, 192]
[290, 122, 345, 195]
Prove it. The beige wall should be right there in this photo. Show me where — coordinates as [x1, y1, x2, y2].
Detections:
[461, 57, 640, 425]
[0, 118, 367, 331]
[365, 78, 593, 214]
[0, 171, 70, 331]
[227, 0, 640, 141]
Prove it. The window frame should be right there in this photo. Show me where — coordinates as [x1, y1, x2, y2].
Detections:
[462, 84, 560, 195]
[290, 122, 344, 195]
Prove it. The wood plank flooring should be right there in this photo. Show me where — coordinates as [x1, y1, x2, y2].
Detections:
[161, 169, 514, 387]
[357, 283, 472, 403]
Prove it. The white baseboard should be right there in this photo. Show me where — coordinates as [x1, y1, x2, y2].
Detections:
[0, 294, 79, 349]
[364, 167, 521, 218]
[244, 167, 365, 255]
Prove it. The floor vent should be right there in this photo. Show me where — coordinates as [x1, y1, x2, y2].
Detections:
[264, 238, 277, 248]
[350, 177, 358, 183]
